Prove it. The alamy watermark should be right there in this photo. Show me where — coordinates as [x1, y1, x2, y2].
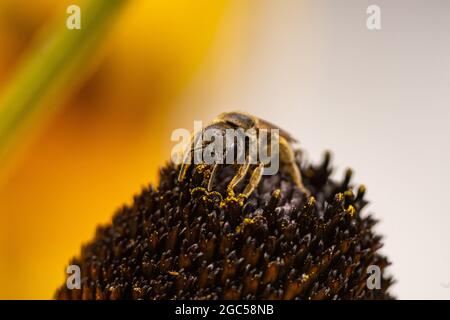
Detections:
[66, 264, 81, 290]
[66, 5, 81, 30]
[366, 5, 381, 30]
[367, 265, 382, 290]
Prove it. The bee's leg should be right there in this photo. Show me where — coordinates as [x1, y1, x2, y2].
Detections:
[226, 158, 251, 196]
[178, 130, 203, 182]
[242, 163, 264, 197]
[207, 125, 234, 191]
[279, 136, 310, 196]
[207, 163, 220, 191]
[178, 149, 192, 182]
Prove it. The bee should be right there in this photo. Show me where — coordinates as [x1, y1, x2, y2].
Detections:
[178, 111, 310, 199]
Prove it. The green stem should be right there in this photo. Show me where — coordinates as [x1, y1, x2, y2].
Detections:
[0, 0, 126, 164]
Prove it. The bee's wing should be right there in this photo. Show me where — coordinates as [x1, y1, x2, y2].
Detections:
[257, 118, 298, 143]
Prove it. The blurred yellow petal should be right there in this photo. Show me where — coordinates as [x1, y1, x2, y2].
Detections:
[0, 0, 231, 299]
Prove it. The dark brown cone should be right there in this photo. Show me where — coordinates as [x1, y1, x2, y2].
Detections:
[55, 151, 394, 300]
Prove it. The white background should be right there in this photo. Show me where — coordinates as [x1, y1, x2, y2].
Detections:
[174, 0, 450, 299]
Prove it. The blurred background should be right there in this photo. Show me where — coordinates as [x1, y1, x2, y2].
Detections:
[0, 0, 449, 299]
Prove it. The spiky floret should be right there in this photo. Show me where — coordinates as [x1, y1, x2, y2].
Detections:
[56, 151, 394, 300]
